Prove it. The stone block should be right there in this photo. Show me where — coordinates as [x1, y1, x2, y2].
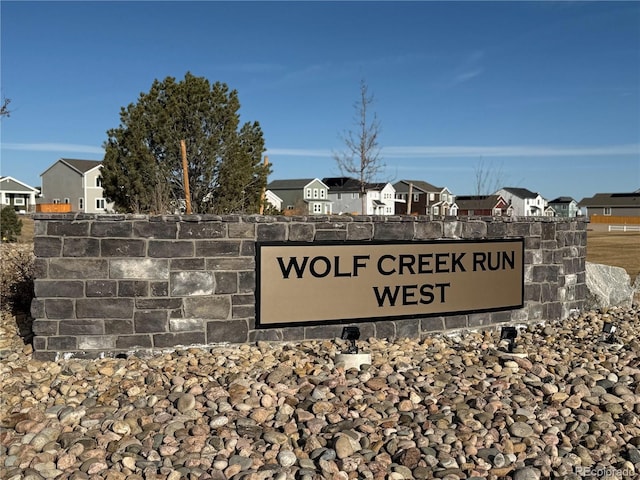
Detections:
[395, 319, 420, 338]
[524, 284, 541, 302]
[59, 320, 104, 335]
[257, 224, 287, 242]
[374, 321, 396, 339]
[288, 223, 315, 241]
[524, 236, 541, 250]
[228, 222, 256, 239]
[49, 259, 108, 279]
[232, 305, 255, 319]
[467, 313, 491, 328]
[78, 336, 116, 350]
[148, 240, 194, 258]
[136, 298, 182, 309]
[486, 222, 507, 238]
[249, 329, 283, 342]
[241, 240, 255, 256]
[118, 280, 149, 297]
[101, 239, 146, 257]
[34, 280, 84, 298]
[169, 318, 204, 332]
[34, 237, 62, 257]
[232, 293, 254, 306]
[153, 332, 206, 348]
[303, 324, 345, 340]
[461, 221, 487, 239]
[207, 257, 254, 271]
[184, 296, 231, 319]
[506, 223, 531, 238]
[373, 222, 414, 241]
[47, 336, 77, 350]
[206, 319, 248, 343]
[444, 315, 467, 330]
[346, 223, 374, 241]
[116, 335, 152, 349]
[62, 238, 101, 257]
[47, 221, 90, 237]
[195, 240, 241, 257]
[213, 272, 237, 294]
[32, 336, 47, 351]
[91, 222, 133, 238]
[151, 282, 169, 296]
[30, 299, 45, 318]
[170, 271, 215, 296]
[238, 272, 255, 293]
[32, 320, 58, 335]
[76, 298, 134, 319]
[110, 259, 169, 280]
[45, 299, 74, 319]
[178, 222, 226, 239]
[134, 311, 168, 333]
[33, 258, 48, 278]
[86, 280, 117, 297]
[315, 230, 347, 241]
[104, 320, 134, 335]
[414, 222, 443, 240]
[490, 310, 513, 324]
[134, 221, 177, 239]
[171, 258, 205, 270]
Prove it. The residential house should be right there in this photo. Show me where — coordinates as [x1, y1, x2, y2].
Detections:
[39, 158, 113, 213]
[394, 180, 456, 216]
[579, 191, 640, 222]
[263, 190, 283, 212]
[322, 177, 396, 215]
[265, 178, 332, 215]
[547, 197, 579, 218]
[495, 187, 547, 217]
[455, 194, 513, 217]
[0, 176, 40, 213]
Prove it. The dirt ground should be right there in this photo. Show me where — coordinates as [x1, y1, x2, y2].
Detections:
[16, 216, 640, 280]
[586, 230, 640, 281]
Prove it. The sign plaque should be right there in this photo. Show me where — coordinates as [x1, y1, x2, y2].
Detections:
[256, 239, 524, 327]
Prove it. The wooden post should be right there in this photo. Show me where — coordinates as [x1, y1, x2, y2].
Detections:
[180, 140, 192, 214]
[407, 183, 413, 215]
[259, 156, 269, 215]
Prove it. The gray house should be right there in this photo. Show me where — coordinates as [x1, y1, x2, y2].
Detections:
[266, 178, 332, 215]
[579, 191, 640, 219]
[0, 176, 40, 213]
[40, 158, 113, 213]
[322, 177, 396, 215]
[547, 197, 579, 218]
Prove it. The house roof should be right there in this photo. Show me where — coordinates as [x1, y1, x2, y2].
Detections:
[323, 177, 390, 193]
[499, 187, 540, 199]
[0, 176, 40, 193]
[548, 196, 576, 204]
[41, 158, 102, 177]
[578, 192, 640, 207]
[267, 178, 320, 190]
[455, 195, 505, 210]
[393, 180, 442, 194]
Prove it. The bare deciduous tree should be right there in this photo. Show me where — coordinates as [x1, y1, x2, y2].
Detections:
[333, 80, 384, 213]
[0, 97, 11, 118]
[474, 157, 505, 195]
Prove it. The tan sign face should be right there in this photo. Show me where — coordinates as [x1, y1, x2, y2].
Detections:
[256, 239, 524, 327]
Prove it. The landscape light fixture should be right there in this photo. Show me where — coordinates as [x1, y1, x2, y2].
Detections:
[500, 326, 518, 353]
[341, 326, 361, 354]
[602, 322, 617, 344]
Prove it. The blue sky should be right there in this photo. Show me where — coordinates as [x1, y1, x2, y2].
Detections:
[1, 1, 639, 202]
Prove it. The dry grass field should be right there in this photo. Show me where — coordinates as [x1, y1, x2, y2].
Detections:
[14, 216, 640, 280]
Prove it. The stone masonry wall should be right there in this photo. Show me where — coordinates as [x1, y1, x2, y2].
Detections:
[30, 214, 587, 360]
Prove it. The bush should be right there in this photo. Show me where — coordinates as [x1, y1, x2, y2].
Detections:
[0, 243, 34, 314]
[1, 207, 22, 242]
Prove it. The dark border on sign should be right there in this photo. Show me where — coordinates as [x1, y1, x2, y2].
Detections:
[255, 238, 525, 329]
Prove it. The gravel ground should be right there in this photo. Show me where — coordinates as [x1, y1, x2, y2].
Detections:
[1, 306, 640, 480]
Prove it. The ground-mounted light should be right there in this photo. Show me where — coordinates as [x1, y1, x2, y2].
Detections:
[341, 326, 360, 354]
[500, 326, 518, 353]
[602, 322, 617, 344]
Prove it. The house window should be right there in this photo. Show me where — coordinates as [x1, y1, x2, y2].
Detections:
[14, 197, 25, 206]
[320, 189, 326, 199]
[413, 193, 419, 202]
[313, 188, 319, 199]
[429, 193, 435, 201]
[3, 197, 9, 205]
[79, 198, 84, 210]
[96, 198, 106, 210]
[337, 193, 342, 200]
[604, 207, 612, 216]
[306, 188, 311, 199]
[53, 198, 60, 204]
[385, 207, 392, 214]
[312, 203, 322, 213]
[286, 205, 294, 210]
[96, 177, 102, 187]
[433, 206, 440, 215]
[64, 198, 70, 204]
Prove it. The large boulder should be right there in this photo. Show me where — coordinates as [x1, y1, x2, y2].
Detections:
[585, 262, 635, 310]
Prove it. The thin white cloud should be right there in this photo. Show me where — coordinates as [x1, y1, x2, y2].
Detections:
[267, 144, 640, 159]
[452, 68, 483, 85]
[3, 143, 104, 154]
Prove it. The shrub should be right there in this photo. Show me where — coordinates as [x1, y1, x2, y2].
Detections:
[1, 207, 22, 242]
[0, 243, 34, 314]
